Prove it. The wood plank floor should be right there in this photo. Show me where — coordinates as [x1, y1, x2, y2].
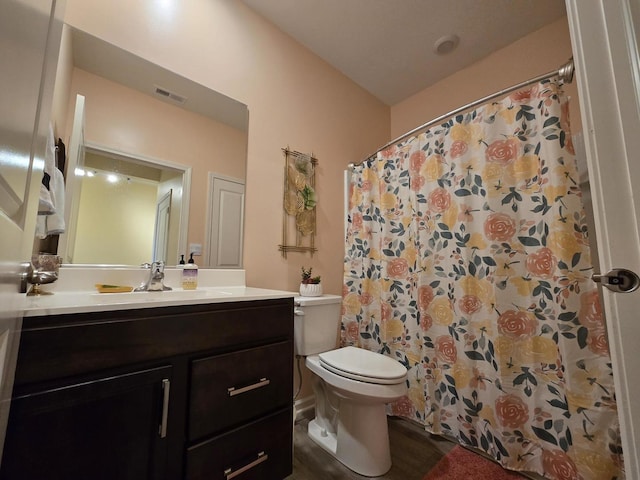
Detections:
[286, 416, 456, 480]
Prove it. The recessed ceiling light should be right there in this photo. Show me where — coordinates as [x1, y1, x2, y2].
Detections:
[433, 34, 459, 55]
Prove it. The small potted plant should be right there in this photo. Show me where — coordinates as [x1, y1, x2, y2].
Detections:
[300, 266, 322, 297]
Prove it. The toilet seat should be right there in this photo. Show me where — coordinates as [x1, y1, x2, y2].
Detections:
[318, 346, 407, 385]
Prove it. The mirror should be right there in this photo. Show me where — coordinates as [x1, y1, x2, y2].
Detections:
[39, 26, 248, 267]
[67, 145, 187, 266]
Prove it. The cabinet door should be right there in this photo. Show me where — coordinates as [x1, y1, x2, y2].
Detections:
[0, 365, 172, 480]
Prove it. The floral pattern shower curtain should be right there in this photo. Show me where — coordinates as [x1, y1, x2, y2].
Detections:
[342, 80, 624, 480]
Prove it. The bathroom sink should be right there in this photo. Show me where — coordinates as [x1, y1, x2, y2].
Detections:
[89, 288, 235, 303]
[136, 289, 235, 299]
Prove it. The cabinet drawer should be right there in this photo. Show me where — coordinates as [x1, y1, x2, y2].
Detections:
[189, 340, 292, 440]
[16, 299, 293, 386]
[186, 408, 292, 480]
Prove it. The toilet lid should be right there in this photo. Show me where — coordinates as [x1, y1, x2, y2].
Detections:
[318, 346, 407, 385]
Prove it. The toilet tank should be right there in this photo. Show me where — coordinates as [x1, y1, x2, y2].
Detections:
[294, 294, 342, 356]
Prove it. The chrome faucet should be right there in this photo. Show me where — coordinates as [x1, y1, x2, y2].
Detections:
[135, 261, 172, 292]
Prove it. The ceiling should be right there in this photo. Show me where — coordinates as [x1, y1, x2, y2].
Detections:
[241, 0, 567, 105]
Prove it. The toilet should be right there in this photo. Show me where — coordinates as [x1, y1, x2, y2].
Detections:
[294, 295, 408, 477]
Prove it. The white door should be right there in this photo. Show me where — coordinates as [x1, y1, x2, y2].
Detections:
[0, 0, 65, 463]
[153, 189, 172, 263]
[567, 1, 640, 476]
[56, 94, 85, 264]
[206, 175, 245, 268]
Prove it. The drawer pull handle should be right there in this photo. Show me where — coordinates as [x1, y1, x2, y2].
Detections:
[224, 451, 268, 479]
[159, 378, 170, 438]
[227, 378, 270, 397]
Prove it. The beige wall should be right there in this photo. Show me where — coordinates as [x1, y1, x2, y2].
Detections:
[391, 17, 580, 139]
[64, 67, 248, 262]
[64, 0, 390, 294]
[74, 175, 157, 264]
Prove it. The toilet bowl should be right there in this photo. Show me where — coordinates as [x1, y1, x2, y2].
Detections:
[294, 296, 408, 477]
[306, 347, 407, 476]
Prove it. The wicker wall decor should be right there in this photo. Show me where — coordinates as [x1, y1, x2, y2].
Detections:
[279, 147, 317, 257]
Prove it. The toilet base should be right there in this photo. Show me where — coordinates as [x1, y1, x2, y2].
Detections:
[308, 401, 392, 477]
[308, 418, 338, 455]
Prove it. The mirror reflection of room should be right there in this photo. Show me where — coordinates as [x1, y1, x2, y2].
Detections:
[35, 27, 248, 268]
[71, 149, 181, 265]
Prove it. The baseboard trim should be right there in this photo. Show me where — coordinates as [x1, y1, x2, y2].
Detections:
[294, 395, 315, 423]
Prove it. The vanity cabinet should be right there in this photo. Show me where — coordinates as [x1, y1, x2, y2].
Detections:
[0, 297, 294, 480]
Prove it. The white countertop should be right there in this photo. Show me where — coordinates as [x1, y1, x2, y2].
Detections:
[23, 267, 295, 317]
[24, 286, 296, 317]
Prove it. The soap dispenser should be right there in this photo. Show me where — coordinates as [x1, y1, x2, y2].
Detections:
[182, 253, 198, 290]
[178, 255, 186, 267]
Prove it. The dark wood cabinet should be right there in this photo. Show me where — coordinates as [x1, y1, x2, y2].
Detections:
[0, 365, 172, 480]
[1, 298, 294, 480]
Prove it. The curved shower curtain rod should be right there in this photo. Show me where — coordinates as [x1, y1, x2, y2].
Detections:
[349, 57, 575, 169]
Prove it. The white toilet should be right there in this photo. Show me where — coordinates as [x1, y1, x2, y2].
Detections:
[294, 295, 408, 477]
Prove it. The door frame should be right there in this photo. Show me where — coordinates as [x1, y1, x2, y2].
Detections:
[61, 141, 192, 265]
[567, 1, 640, 475]
[56, 94, 85, 264]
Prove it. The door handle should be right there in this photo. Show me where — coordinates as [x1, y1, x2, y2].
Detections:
[227, 378, 270, 397]
[19, 262, 32, 294]
[224, 451, 268, 479]
[592, 268, 640, 293]
[159, 379, 170, 438]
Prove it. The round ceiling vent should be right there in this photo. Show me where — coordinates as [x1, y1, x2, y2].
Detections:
[433, 34, 460, 55]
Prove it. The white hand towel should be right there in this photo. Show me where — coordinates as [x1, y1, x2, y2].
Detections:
[38, 185, 54, 214]
[35, 215, 47, 239]
[46, 166, 66, 235]
[38, 123, 57, 214]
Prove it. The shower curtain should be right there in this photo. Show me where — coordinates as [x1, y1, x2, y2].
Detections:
[342, 80, 624, 480]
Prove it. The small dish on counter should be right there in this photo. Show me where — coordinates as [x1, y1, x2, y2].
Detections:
[95, 284, 134, 294]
